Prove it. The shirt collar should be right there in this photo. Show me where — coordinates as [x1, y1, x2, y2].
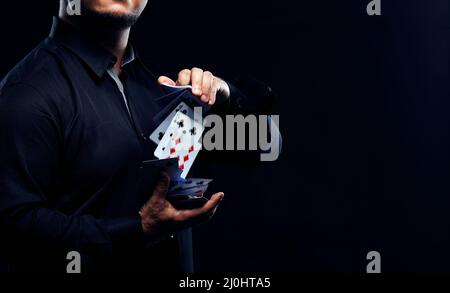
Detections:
[48, 17, 136, 78]
[122, 46, 136, 67]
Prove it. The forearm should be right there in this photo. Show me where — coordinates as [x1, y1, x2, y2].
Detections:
[1, 204, 143, 257]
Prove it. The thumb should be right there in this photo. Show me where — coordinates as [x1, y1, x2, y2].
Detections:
[152, 172, 170, 200]
[176, 192, 224, 221]
[157, 76, 176, 86]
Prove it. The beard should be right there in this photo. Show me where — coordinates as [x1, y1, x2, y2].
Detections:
[79, 6, 141, 29]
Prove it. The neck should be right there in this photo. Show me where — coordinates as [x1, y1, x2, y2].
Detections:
[59, 15, 130, 74]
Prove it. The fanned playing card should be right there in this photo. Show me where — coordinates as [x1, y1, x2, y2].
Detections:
[167, 184, 210, 199]
[149, 102, 196, 145]
[154, 111, 204, 178]
[169, 178, 213, 193]
[160, 83, 192, 94]
[160, 83, 211, 113]
[140, 157, 182, 180]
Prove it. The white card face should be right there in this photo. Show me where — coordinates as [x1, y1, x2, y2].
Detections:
[154, 112, 204, 178]
[149, 102, 193, 144]
[177, 149, 200, 179]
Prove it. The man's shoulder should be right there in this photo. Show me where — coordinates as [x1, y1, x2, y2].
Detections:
[0, 39, 79, 120]
[0, 39, 71, 97]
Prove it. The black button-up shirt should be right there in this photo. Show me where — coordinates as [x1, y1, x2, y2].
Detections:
[0, 16, 275, 272]
[0, 18, 191, 272]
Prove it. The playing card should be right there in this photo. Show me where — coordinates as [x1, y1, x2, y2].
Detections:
[152, 91, 188, 126]
[140, 157, 182, 180]
[154, 111, 204, 178]
[161, 83, 192, 94]
[149, 102, 194, 144]
[151, 148, 200, 179]
[167, 183, 210, 199]
[169, 178, 213, 193]
[160, 83, 211, 113]
[154, 88, 186, 109]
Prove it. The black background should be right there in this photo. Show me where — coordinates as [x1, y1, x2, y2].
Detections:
[1, 0, 449, 272]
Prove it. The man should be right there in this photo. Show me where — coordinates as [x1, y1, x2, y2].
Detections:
[0, 0, 274, 272]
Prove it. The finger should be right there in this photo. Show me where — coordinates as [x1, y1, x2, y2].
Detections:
[157, 76, 176, 86]
[175, 192, 224, 221]
[208, 78, 218, 106]
[200, 71, 213, 103]
[151, 172, 170, 200]
[177, 69, 191, 86]
[190, 67, 203, 96]
[183, 208, 217, 227]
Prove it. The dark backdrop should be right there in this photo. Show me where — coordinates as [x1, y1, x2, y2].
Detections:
[1, 0, 449, 272]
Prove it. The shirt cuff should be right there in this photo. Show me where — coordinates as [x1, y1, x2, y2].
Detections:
[223, 77, 277, 115]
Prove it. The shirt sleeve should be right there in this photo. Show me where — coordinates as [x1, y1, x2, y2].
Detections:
[222, 76, 277, 115]
[0, 82, 143, 262]
[201, 77, 281, 164]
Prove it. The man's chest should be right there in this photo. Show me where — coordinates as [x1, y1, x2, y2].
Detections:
[60, 70, 163, 180]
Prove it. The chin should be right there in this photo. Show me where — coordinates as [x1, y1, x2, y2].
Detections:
[102, 5, 134, 15]
[75, 0, 147, 28]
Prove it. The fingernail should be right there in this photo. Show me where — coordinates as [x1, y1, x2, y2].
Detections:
[193, 88, 201, 95]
